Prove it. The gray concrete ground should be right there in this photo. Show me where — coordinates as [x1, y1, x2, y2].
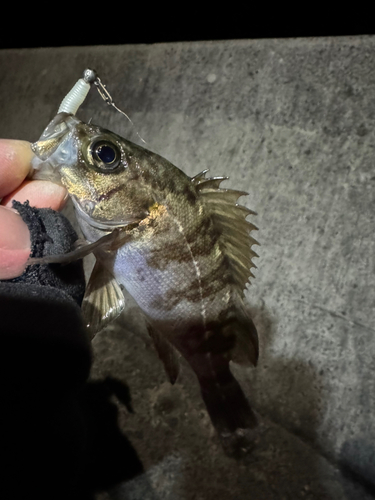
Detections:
[1, 36, 374, 499]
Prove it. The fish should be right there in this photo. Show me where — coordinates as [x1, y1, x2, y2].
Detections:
[31, 111, 260, 453]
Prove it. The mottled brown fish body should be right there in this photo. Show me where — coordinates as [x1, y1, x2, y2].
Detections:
[31, 113, 260, 449]
[104, 158, 259, 439]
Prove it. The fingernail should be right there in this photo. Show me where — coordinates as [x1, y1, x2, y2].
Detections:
[0, 206, 31, 279]
[0, 206, 30, 249]
[0, 139, 34, 198]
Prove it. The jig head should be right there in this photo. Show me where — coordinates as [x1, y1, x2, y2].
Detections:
[58, 68, 146, 143]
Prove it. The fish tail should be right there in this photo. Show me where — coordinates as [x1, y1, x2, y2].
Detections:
[175, 312, 259, 455]
[197, 361, 258, 434]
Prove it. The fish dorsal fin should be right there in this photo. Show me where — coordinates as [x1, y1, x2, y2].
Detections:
[191, 169, 210, 184]
[82, 259, 125, 338]
[194, 179, 259, 291]
[191, 169, 230, 190]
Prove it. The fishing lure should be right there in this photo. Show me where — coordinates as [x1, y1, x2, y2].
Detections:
[30, 70, 260, 453]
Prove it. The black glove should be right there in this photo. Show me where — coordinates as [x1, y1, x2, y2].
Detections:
[1, 200, 90, 393]
[0, 202, 142, 499]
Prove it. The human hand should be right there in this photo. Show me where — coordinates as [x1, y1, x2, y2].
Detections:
[0, 139, 68, 279]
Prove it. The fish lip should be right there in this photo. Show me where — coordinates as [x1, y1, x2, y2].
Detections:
[72, 198, 135, 230]
[31, 113, 81, 183]
[31, 113, 77, 161]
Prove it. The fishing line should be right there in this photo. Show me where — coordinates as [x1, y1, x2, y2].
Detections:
[58, 68, 147, 145]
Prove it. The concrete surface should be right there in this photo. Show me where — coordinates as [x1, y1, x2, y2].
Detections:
[1, 36, 375, 499]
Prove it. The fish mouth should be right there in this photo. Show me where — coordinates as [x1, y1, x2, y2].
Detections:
[31, 113, 77, 160]
[30, 156, 65, 184]
[30, 112, 81, 183]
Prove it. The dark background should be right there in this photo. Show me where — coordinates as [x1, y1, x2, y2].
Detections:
[1, 14, 373, 50]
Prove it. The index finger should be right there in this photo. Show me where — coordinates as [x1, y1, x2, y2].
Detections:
[0, 139, 33, 197]
[0, 139, 68, 211]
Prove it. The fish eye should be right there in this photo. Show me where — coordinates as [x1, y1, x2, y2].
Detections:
[90, 140, 121, 172]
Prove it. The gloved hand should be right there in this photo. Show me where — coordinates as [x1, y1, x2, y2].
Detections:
[0, 138, 89, 392]
[0, 139, 92, 498]
[0, 139, 142, 499]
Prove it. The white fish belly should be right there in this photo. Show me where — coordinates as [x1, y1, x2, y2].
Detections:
[112, 241, 229, 327]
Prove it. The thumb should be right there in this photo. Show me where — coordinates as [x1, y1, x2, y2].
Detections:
[0, 206, 31, 280]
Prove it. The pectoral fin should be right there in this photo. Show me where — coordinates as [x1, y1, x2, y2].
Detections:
[82, 259, 125, 338]
[26, 228, 133, 266]
[147, 324, 180, 384]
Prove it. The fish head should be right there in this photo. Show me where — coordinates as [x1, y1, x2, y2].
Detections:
[31, 113, 153, 232]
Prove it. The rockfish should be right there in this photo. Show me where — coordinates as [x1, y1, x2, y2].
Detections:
[31, 106, 259, 450]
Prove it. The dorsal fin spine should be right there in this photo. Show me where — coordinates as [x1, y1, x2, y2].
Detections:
[193, 174, 259, 289]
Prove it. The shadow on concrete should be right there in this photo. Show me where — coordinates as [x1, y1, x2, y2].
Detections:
[84, 300, 375, 499]
[1, 365, 143, 500]
[339, 438, 375, 499]
[0, 282, 143, 499]
[40, 301, 374, 500]
[246, 300, 325, 446]
[99, 302, 345, 499]
[77, 376, 144, 497]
